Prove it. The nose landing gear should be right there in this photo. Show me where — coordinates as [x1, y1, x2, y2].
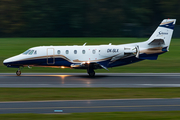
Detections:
[16, 67, 23, 76]
[16, 70, 21, 76]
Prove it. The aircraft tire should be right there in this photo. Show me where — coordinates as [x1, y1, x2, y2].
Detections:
[88, 71, 95, 77]
[16, 70, 21, 76]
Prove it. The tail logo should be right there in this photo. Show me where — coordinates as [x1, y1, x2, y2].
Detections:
[159, 31, 168, 35]
[157, 31, 168, 37]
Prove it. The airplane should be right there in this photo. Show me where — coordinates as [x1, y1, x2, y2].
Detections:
[3, 19, 176, 77]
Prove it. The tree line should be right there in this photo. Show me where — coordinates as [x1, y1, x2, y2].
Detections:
[0, 0, 179, 37]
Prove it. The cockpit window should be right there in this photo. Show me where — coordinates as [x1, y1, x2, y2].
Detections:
[29, 50, 34, 55]
[23, 50, 31, 54]
[34, 50, 37, 54]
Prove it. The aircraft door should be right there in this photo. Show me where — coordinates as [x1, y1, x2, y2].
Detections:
[47, 48, 55, 64]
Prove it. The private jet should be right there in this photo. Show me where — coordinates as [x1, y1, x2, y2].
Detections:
[3, 19, 176, 77]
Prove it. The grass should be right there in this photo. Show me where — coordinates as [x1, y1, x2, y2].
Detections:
[0, 37, 180, 73]
[1, 111, 180, 120]
[0, 88, 180, 101]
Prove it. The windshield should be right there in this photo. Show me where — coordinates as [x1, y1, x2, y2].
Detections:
[23, 50, 31, 54]
[28, 50, 34, 55]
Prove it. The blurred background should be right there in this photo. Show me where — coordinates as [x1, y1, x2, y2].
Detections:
[1, 0, 180, 73]
[0, 0, 180, 38]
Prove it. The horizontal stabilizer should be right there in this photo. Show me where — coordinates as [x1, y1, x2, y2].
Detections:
[148, 39, 165, 45]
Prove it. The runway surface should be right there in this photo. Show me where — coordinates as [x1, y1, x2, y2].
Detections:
[1, 98, 180, 114]
[0, 73, 180, 88]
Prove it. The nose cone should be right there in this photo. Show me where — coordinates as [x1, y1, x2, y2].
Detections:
[3, 55, 21, 67]
[3, 58, 12, 66]
[3, 59, 7, 64]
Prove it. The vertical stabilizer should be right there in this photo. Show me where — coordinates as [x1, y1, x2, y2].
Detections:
[146, 19, 176, 50]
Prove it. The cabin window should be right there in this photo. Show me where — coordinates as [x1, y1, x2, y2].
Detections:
[74, 50, 77, 54]
[34, 50, 37, 54]
[82, 50, 85, 54]
[92, 49, 96, 54]
[57, 50, 60, 54]
[23, 50, 31, 54]
[66, 50, 69, 54]
[29, 50, 34, 55]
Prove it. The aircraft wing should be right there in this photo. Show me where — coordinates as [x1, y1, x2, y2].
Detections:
[70, 62, 108, 70]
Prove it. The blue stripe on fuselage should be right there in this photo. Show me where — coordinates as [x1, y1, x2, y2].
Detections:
[4, 58, 72, 67]
[106, 52, 166, 68]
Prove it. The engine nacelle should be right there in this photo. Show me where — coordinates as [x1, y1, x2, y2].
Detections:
[99, 45, 138, 61]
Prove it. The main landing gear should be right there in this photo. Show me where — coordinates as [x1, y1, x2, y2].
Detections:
[88, 70, 95, 77]
[16, 67, 23, 76]
[87, 64, 95, 77]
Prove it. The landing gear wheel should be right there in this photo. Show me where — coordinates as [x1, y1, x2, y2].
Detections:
[16, 70, 21, 76]
[87, 63, 95, 77]
[88, 71, 95, 77]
